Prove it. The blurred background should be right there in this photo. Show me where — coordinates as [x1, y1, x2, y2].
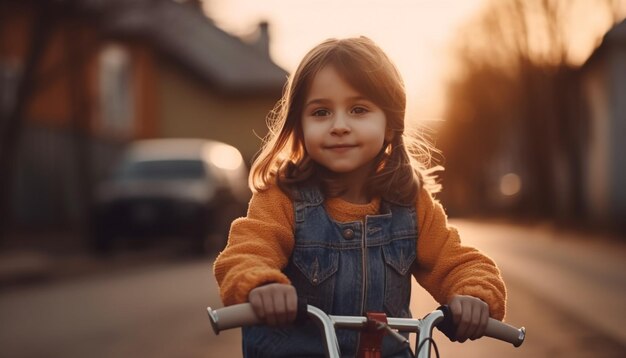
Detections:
[0, 0, 625, 357]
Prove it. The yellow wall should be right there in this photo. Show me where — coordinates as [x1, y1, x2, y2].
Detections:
[156, 60, 281, 165]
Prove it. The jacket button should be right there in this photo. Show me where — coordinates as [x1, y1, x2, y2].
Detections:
[342, 228, 355, 240]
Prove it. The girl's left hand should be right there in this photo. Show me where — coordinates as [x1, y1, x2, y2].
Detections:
[448, 295, 490, 342]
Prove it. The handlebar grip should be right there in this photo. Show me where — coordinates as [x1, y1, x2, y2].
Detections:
[436, 305, 525, 347]
[207, 303, 260, 334]
[485, 319, 526, 347]
[207, 300, 309, 335]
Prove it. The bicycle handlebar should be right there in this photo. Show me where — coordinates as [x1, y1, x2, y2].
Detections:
[207, 303, 525, 348]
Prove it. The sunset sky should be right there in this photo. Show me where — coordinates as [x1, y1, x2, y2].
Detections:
[203, 0, 621, 123]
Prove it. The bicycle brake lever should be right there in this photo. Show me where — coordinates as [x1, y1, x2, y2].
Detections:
[377, 323, 410, 346]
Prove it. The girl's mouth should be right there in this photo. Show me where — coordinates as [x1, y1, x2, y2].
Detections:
[325, 144, 358, 153]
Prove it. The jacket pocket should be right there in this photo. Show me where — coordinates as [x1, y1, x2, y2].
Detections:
[382, 238, 415, 317]
[290, 246, 339, 312]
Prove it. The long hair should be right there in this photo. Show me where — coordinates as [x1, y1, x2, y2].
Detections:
[250, 36, 440, 205]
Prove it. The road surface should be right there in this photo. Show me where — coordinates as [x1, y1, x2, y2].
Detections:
[0, 220, 624, 357]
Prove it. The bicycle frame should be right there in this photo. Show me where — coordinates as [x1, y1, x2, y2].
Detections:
[207, 303, 525, 358]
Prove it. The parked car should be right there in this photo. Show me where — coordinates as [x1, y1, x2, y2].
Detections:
[92, 139, 250, 254]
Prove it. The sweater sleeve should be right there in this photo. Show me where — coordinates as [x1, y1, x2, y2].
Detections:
[213, 184, 296, 306]
[412, 188, 507, 320]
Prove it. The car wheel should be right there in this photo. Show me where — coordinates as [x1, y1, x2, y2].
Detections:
[91, 229, 114, 255]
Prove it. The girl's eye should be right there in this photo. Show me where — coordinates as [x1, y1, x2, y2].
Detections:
[351, 106, 369, 115]
[312, 109, 331, 117]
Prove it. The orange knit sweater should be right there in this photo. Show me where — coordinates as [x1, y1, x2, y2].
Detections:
[213, 184, 506, 320]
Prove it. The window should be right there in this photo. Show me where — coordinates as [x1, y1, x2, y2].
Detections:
[116, 160, 208, 181]
[0, 58, 21, 117]
[99, 43, 134, 134]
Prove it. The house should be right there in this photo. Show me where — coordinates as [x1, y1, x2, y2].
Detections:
[0, 0, 287, 230]
[579, 19, 626, 229]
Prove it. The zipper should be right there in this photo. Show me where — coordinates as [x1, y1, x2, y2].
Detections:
[360, 216, 368, 314]
[356, 216, 369, 354]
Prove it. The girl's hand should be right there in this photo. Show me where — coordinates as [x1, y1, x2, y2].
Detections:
[248, 283, 298, 327]
[448, 295, 490, 342]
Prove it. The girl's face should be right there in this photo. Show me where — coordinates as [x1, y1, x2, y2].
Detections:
[301, 65, 386, 179]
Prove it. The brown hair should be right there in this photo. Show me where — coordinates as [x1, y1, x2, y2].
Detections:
[250, 36, 439, 205]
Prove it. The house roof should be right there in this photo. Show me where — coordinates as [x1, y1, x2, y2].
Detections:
[604, 18, 626, 42]
[581, 18, 626, 70]
[81, 0, 288, 95]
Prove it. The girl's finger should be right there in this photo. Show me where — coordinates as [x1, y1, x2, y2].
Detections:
[262, 293, 277, 326]
[456, 300, 472, 342]
[273, 292, 287, 326]
[472, 305, 489, 340]
[467, 302, 482, 340]
[285, 289, 298, 323]
[449, 298, 463, 342]
[450, 299, 463, 325]
[249, 292, 265, 320]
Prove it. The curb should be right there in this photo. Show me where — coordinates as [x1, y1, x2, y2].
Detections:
[0, 251, 54, 286]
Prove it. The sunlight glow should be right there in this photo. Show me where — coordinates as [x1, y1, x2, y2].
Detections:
[204, 0, 620, 123]
[206, 144, 244, 170]
[500, 173, 522, 197]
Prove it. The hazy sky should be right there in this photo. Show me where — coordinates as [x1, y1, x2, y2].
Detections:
[204, 0, 487, 122]
[204, 0, 620, 122]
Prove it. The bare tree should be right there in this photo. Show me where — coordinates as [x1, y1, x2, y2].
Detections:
[438, 0, 624, 218]
[0, 1, 56, 242]
[0, 0, 101, 242]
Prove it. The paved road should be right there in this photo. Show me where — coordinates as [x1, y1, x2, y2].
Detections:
[413, 219, 626, 358]
[457, 220, 626, 344]
[0, 220, 624, 357]
[0, 256, 229, 358]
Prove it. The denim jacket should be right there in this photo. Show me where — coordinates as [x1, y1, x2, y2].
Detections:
[242, 186, 417, 357]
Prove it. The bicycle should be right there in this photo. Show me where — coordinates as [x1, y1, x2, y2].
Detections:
[206, 302, 525, 358]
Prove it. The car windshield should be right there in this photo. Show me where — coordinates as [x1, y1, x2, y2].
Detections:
[116, 160, 206, 180]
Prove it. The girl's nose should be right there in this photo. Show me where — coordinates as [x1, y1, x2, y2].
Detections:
[330, 114, 350, 136]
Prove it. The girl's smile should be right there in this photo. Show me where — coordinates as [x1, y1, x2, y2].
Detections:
[324, 144, 358, 152]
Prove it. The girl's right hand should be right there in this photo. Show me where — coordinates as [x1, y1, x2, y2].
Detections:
[248, 283, 298, 327]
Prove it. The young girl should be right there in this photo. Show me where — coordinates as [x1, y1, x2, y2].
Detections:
[213, 37, 506, 357]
